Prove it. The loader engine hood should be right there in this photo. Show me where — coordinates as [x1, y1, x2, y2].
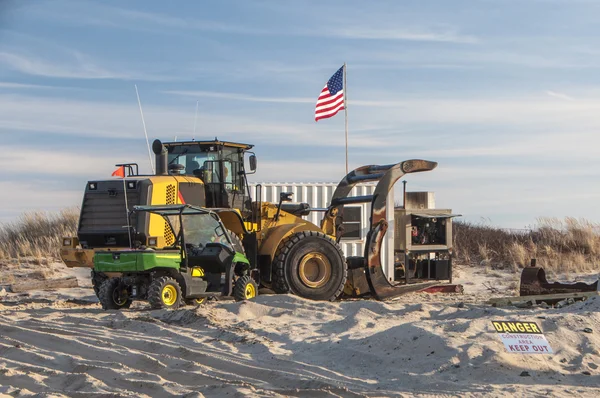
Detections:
[77, 176, 205, 249]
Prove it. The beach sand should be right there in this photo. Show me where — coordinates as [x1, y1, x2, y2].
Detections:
[0, 262, 598, 397]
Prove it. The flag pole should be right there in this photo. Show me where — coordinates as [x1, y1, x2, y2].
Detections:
[343, 62, 348, 175]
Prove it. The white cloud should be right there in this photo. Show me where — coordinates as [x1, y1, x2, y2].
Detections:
[26, 1, 478, 44]
[249, 161, 347, 183]
[0, 93, 353, 154]
[0, 50, 171, 81]
[0, 146, 132, 176]
[3, 91, 600, 156]
[545, 90, 575, 101]
[164, 90, 314, 104]
[0, 51, 117, 79]
[165, 89, 600, 134]
[321, 27, 478, 44]
[0, 81, 60, 89]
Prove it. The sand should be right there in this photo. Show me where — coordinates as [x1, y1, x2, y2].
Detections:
[0, 263, 599, 397]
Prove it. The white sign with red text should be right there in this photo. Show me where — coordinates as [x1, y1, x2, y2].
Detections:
[492, 321, 553, 354]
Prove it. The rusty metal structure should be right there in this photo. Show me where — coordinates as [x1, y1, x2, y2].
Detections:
[520, 266, 599, 296]
[321, 160, 454, 300]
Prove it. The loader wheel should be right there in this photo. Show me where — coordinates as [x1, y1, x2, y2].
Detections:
[98, 278, 132, 310]
[234, 275, 258, 301]
[148, 276, 182, 309]
[273, 231, 347, 301]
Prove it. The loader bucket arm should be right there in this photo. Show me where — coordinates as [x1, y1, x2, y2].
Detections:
[322, 160, 438, 300]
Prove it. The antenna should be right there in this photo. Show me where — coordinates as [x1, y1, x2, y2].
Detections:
[135, 84, 155, 174]
[192, 100, 199, 140]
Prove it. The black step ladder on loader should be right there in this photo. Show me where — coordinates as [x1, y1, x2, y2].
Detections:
[322, 160, 444, 300]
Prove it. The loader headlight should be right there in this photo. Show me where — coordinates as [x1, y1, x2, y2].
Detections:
[89, 182, 97, 190]
[127, 181, 136, 189]
[147, 237, 158, 247]
[62, 237, 78, 247]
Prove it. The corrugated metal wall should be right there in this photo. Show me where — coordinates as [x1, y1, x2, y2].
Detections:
[249, 182, 395, 279]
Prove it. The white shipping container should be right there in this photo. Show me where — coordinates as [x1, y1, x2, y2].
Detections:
[249, 182, 395, 279]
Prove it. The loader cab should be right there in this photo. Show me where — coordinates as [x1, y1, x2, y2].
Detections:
[162, 140, 256, 212]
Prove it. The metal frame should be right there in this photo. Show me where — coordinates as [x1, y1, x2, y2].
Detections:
[130, 204, 235, 269]
[324, 160, 444, 300]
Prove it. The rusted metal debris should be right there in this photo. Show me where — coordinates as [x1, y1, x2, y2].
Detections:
[488, 291, 599, 307]
[520, 266, 599, 297]
[420, 284, 464, 294]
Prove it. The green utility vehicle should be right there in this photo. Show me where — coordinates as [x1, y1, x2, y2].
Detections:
[93, 204, 258, 310]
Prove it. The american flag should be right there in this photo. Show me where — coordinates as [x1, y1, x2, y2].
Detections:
[315, 66, 344, 122]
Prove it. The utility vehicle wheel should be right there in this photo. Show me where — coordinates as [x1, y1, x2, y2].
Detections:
[226, 229, 245, 254]
[148, 276, 182, 309]
[234, 275, 258, 301]
[98, 278, 132, 310]
[185, 297, 208, 306]
[91, 271, 107, 299]
[273, 231, 347, 301]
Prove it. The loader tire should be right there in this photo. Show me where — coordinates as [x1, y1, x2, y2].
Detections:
[148, 276, 182, 310]
[273, 231, 347, 301]
[98, 278, 132, 310]
[226, 229, 245, 254]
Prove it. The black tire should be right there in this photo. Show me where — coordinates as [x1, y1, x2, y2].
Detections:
[273, 231, 347, 301]
[226, 229, 245, 254]
[91, 271, 107, 299]
[234, 275, 258, 301]
[98, 278, 132, 310]
[184, 297, 208, 306]
[148, 276, 182, 309]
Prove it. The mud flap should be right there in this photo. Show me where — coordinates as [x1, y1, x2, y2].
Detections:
[325, 160, 439, 301]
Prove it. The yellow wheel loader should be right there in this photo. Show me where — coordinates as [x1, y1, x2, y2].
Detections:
[61, 138, 447, 301]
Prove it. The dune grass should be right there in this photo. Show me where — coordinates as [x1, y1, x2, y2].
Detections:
[0, 208, 79, 262]
[453, 217, 600, 274]
[0, 208, 598, 276]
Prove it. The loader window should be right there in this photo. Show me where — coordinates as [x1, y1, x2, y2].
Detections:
[341, 206, 362, 240]
[221, 149, 244, 192]
[167, 146, 217, 176]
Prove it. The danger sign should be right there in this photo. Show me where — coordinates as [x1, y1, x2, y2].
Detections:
[492, 321, 553, 354]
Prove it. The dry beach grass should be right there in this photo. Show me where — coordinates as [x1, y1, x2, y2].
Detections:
[0, 208, 78, 261]
[2, 209, 599, 275]
[453, 217, 600, 275]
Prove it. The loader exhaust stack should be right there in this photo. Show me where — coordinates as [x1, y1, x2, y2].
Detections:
[152, 139, 168, 176]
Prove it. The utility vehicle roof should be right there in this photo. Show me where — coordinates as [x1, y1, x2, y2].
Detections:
[132, 204, 214, 216]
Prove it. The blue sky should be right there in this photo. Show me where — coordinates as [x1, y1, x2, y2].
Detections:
[1, 0, 600, 228]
